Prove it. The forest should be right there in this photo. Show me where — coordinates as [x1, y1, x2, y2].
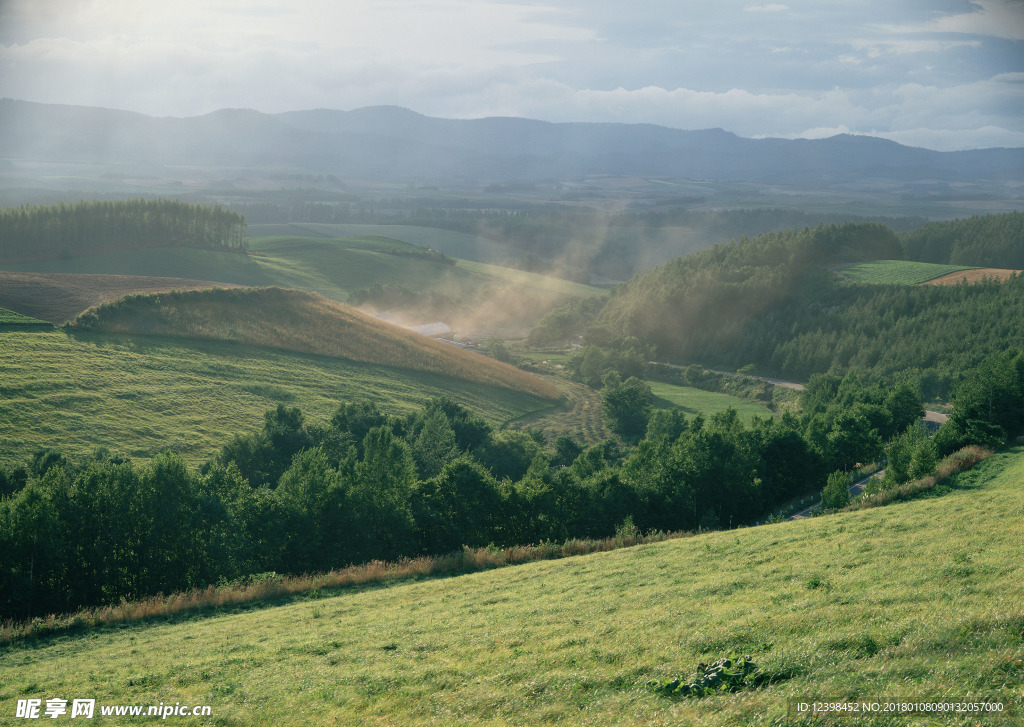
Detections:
[0, 199, 248, 263]
[543, 216, 1024, 399]
[9, 353, 993, 622]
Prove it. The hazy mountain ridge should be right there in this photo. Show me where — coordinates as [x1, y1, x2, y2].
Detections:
[2, 99, 1022, 185]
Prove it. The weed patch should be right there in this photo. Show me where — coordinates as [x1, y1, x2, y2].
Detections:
[648, 654, 762, 698]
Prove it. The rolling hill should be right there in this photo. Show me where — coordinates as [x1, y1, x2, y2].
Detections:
[69, 287, 560, 401]
[0, 271, 242, 325]
[0, 325, 555, 467]
[4, 445, 1021, 725]
[0, 235, 602, 330]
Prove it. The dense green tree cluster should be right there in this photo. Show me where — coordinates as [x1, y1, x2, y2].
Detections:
[934, 348, 1024, 453]
[2, 379, 911, 621]
[0, 199, 247, 263]
[591, 222, 1024, 398]
[901, 212, 1024, 268]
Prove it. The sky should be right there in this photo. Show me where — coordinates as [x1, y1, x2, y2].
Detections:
[1, 0, 1023, 150]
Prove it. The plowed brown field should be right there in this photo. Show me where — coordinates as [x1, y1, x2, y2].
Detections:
[923, 268, 1020, 285]
[0, 272, 240, 324]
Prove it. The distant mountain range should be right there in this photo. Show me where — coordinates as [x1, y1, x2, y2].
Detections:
[2, 99, 1022, 186]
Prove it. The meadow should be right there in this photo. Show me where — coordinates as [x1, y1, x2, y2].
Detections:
[70, 287, 560, 400]
[647, 380, 772, 424]
[0, 306, 49, 327]
[839, 260, 976, 285]
[0, 328, 554, 467]
[0, 235, 602, 330]
[3, 446, 1020, 725]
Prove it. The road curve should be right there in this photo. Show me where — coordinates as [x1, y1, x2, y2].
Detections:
[789, 469, 884, 520]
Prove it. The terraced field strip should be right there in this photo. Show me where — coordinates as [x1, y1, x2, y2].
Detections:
[924, 267, 1021, 285]
[0, 271, 242, 324]
[841, 260, 977, 285]
[507, 377, 608, 445]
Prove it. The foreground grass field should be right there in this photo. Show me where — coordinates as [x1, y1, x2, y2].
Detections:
[840, 260, 976, 285]
[4, 445, 1020, 725]
[0, 329, 555, 467]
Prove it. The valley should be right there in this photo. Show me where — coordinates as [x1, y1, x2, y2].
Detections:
[1, 100, 1023, 726]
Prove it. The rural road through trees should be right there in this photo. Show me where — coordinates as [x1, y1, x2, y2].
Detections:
[789, 469, 884, 520]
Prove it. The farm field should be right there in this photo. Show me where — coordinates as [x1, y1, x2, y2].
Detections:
[247, 223, 513, 264]
[0, 329, 555, 467]
[70, 287, 560, 401]
[0, 236, 602, 330]
[4, 446, 1021, 725]
[924, 268, 1021, 285]
[0, 305, 50, 327]
[648, 380, 772, 424]
[840, 260, 976, 285]
[0, 271, 242, 325]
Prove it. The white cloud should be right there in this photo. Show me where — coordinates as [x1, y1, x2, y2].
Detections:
[881, 0, 1024, 41]
[0, 1, 1021, 149]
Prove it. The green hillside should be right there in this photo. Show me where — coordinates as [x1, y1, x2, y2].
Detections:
[0, 328, 553, 466]
[0, 235, 601, 329]
[70, 287, 559, 400]
[840, 260, 976, 285]
[4, 446, 1021, 725]
[596, 223, 1024, 397]
[247, 222, 513, 264]
[0, 306, 50, 327]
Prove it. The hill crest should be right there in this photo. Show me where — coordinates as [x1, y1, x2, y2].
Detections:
[69, 287, 560, 401]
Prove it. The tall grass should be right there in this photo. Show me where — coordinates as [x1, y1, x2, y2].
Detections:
[843, 445, 992, 511]
[0, 530, 686, 646]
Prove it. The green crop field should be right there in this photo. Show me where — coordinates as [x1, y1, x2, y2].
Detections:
[3, 446, 1021, 725]
[0, 306, 50, 327]
[840, 260, 977, 285]
[648, 381, 772, 424]
[0, 329, 554, 467]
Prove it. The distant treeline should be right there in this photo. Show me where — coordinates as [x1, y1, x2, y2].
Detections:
[0, 371, 924, 621]
[231, 202, 925, 278]
[544, 217, 1024, 398]
[901, 211, 1024, 268]
[0, 199, 247, 263]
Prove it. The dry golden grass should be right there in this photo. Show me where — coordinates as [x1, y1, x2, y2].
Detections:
[923, 268, 1021, 285]
[70, 287, 560, 400]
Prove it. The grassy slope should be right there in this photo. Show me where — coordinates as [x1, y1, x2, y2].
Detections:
[841, 260, 977, 285]
[0, 306, 49, 326]
[4, 448, 1021, 725]
[0, 329, 553, 467]
[71, 287, 559, 401]
[0, 236, 602, 329]
[247, 223, 513, 264]
[0, 270, 243, 325]
[648, 380, 772, 424]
